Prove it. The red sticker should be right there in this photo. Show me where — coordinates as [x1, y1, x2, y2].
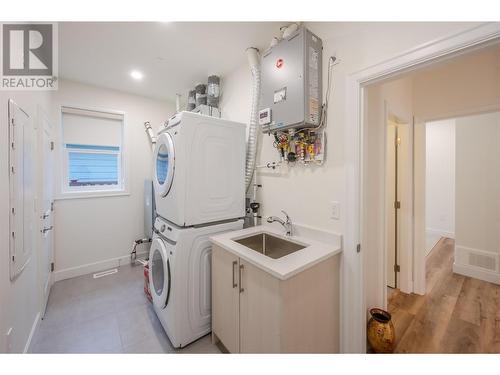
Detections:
[276, 58, 284, 69]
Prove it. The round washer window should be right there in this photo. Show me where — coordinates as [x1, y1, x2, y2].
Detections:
[151, 249, 164, 296]
[156, 143, 169, 185]
[153, 132, 175, 197]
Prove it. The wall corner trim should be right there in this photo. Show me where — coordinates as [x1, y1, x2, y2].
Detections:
[23, 311, 41, 353]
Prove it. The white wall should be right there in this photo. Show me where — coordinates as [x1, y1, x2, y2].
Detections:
[454, 111, 500, 278]
[52, 80, 175, 280]
[425, 119, 456, 252]
[0, 90, 53, 353]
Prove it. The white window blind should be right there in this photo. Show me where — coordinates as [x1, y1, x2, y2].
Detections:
[62, 107, 123, 147]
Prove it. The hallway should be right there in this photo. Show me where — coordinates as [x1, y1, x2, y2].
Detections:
[388, 238, 500, 353]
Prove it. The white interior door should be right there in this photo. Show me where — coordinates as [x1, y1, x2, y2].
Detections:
[9, 100, 35, 280]
[39, 107, 55, 317]
[386, 117, 413, 292]
[385, 122, 398, 288]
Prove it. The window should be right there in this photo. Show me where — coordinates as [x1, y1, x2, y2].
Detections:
[66, 144, 120, 187]
[61, 106, 125, 195]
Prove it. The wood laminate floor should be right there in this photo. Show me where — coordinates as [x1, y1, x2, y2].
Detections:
[388, 237, 500, 353]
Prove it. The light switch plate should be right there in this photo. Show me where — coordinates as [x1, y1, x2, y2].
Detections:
[330, 201, 340, 220]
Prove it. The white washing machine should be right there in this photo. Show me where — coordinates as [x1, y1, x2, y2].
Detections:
[149, 216, 243, 348]
[153, 111, 246, 227]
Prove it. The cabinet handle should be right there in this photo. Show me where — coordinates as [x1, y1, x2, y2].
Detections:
[232, 260, 238, 288]
[239, 264, 244, 293]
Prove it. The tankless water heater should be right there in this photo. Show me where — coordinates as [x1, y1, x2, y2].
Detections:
[259, 27, 323, 132]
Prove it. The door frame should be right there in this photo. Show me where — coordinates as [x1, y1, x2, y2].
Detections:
[384, 109, 412, 294]
[37, 105, 55, 317]
[343, 22, 500, 353]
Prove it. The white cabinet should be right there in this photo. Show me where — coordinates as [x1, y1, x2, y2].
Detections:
[212, 245, 240, 353]
[211, 244, 340, 353]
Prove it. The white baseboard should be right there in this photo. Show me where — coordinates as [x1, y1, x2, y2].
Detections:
[426, 227, 455, 239]
[54, 250, 149, 282]
[24, 311, 40, 353]
[453, 263, 500, 285]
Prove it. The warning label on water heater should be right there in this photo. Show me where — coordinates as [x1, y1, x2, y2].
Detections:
[274, 87, 287, 104]
[308, 46, 320, 124]
[309, 98, 319, 122]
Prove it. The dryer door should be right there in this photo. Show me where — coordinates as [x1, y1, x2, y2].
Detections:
[149, 237, 171, 309]
[153, 132, 175, 197]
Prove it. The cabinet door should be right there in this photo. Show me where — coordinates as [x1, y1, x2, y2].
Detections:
[239, 259, 281, 353]
[212, 245, 240, 353]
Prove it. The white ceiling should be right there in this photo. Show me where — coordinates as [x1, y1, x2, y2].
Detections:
[59, 22, 285, 102]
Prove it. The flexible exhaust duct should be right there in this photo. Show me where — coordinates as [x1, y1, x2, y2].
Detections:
[144, 121, 156, 150]
[245, 47, 261, 192]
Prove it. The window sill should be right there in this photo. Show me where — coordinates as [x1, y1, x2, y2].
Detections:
[56, 189, 130, 201]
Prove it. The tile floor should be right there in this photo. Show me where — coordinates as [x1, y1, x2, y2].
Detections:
[29, 264, 222, 354]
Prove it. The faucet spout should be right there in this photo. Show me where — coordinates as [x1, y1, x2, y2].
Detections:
[266, 210, 293, 236]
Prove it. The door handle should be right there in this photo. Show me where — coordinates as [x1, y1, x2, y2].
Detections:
[232, 260, 238, 288]
[239, 264, 244, 293]
[41, 226, 53, 234]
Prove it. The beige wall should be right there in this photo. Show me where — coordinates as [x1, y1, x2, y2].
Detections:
[413, 48, 500, 120]
[425, 119, 456, 243]
[455, 111, 500, 256]
[52, 80, 175, 280]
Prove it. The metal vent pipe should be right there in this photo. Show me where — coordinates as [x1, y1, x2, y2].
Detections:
[245, 47, 261, 192]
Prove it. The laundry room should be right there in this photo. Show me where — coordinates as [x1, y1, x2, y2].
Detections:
[1, 1, 500, 373]
[2, 20, 347, 355]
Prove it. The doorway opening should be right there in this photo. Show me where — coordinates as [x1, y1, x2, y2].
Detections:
[362, 37, 500, 352]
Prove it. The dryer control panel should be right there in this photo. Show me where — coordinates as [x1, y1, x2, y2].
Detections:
[154, 217, 179, 243]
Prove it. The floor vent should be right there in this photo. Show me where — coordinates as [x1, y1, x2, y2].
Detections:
[93, 268, 118, 279]
[135, 259, 148, 266]
[468, 252, 497, 272]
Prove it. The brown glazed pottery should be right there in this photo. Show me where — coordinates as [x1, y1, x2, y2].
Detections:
[367, 308, 395, 353]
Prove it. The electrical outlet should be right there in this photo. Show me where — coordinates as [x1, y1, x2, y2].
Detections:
[330, 201, 340, 220]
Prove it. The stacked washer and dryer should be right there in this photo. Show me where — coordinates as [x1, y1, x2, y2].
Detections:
[149, 111, 246, 348]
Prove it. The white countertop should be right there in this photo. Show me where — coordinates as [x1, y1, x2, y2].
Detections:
[210, 223, 342, 280]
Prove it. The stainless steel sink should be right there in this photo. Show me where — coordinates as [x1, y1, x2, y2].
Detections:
[234, 232, 306, 259]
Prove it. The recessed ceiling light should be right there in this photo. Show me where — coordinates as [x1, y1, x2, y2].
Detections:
[130, 70, 144, 81]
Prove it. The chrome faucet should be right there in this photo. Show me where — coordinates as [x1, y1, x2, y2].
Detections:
[267, 210, 293, 236]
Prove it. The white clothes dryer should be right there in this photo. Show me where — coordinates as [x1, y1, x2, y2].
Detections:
[149, 216, 243, 348]
[153, 111, 246, 227]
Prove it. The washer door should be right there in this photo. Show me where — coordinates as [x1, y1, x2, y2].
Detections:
[149, 237, 171, 309]
[153, 132, 175, 197]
